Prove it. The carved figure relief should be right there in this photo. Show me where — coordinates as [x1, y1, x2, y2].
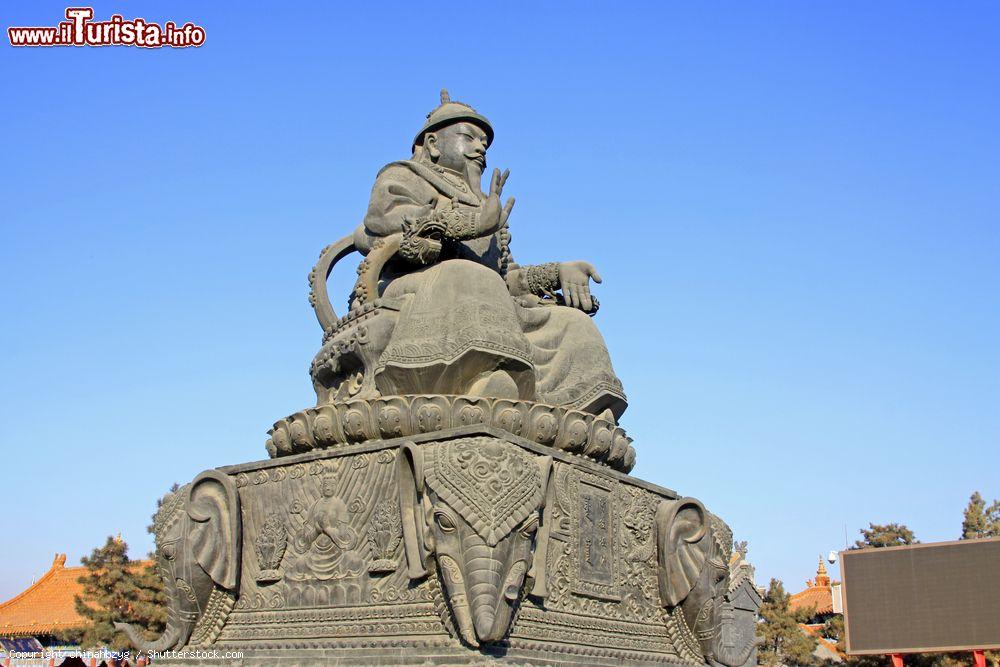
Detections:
[397, 436, 553, 647]
[285, 475, 365, 604]
[232, 454, 392, 611]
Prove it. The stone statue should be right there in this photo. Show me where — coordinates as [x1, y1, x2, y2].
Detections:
[142, 91, 760, 666]
[307, 90, 626, 420]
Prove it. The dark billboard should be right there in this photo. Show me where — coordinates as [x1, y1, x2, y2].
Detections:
[841, 538, 1000, 653]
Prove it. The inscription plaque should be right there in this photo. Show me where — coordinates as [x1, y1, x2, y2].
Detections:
[580, 483, 613, 586]
[570, 471, 620, 601]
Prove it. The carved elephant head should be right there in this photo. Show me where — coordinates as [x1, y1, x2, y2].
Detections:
[397, 438, 552, 647]
[116, 470, 241, 651]
[655, 498, 757, 667]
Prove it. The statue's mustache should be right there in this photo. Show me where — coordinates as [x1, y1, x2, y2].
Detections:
[464, 152, 486, 167]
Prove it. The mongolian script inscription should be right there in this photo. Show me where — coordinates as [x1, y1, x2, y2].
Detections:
[572, 474, 619, 600]
[579, 482, 613, 585]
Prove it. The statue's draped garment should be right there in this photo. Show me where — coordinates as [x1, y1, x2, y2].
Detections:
[352, 159, 627, 418]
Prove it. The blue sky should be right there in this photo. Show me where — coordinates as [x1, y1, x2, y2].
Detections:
[2, 1, 997, 600]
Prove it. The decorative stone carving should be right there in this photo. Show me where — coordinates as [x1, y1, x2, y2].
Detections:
[285, 475, 365, 585]
[723, 579, 763, 667]
[654, 498, 762, 666]
[538, 462, 664, 633]
[265, 395, 637, 473]
[396, 437, 552, 647]
[115, 471, 241, 652]
[723, 545, 763, 667]
[571, 471, 619, 601]
[143, 433, 762, 665]
[366, 499, 402, 573]
[253, 513, 286, 584]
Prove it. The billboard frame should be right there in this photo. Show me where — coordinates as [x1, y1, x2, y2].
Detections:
[841, 537, 1000, 655]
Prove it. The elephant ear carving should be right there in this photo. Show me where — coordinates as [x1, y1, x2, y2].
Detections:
[655, 497, 710, 607]
[397, 441, 429, 579]
[187, 470, 242, 591]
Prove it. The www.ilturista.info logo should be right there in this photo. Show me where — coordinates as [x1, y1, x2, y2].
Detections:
[8, 7, 205, 48]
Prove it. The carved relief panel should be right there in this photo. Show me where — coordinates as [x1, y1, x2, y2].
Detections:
[513, 460, 671, 654]
[193, 441, 723, 661]
[230, 448, 429, 615]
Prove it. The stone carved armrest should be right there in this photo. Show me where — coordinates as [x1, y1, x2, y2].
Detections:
[308, 232, 400, 333]
[309, 234, 402, 405]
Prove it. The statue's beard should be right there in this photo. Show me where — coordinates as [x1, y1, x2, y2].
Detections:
[422, 150, 485, 192]
[462, 155, 485, 192]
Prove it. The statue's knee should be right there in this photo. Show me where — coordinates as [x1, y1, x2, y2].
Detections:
[553, 305, 596, 327]
[436, 259, 500, 285]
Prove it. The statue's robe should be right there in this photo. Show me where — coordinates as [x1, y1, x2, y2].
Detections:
[352, 159, 627, 418]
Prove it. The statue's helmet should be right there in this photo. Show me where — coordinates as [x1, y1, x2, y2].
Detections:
[413, 89, 494, 151]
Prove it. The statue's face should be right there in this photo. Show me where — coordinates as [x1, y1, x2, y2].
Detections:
[427, 121, 488, 181]
[321, 477, 336, 497]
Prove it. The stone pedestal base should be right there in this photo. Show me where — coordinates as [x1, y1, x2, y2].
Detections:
[136, 424, 759, 666]
[156, 642, 694, 666]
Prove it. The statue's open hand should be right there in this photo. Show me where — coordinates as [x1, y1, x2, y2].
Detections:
[559, 261, 602, 313]
[480, 168, 515, 235]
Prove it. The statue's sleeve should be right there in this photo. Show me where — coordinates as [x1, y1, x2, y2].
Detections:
[362, 166, 433, 238]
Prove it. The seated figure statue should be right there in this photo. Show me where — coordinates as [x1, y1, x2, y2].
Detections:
[309, 90, 626, 421]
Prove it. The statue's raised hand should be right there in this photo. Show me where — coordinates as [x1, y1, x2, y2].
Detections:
[559, 261, 602, 313]
[480, 168, 515, 235]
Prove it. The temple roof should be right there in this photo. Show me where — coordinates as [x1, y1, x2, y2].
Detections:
[789, 556, 835, 616]
[0, 552, 154, 638]
[800, 623, 845, 662]
[0, 554, 87, 638]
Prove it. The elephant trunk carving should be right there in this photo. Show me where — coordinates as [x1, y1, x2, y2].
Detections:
[117, 571, 184, 652]
[116, 471, 241, 652]
[466, 542, 504, 640]
[715, 631, 759, 667]
[459, 532, 527, 643]
[119, 619, 180, 654]
[397, 437, 551, 647]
